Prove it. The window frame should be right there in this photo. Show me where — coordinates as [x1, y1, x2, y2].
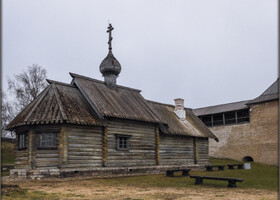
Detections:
[198, 108, 250, 127]
[36, 131, 58, 150]
[115, 134, 131, 151]
[18, 132, 27, 150]
[237, 109, 250, 124]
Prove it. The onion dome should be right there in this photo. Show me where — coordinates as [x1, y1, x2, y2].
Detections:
[99, 50, 122, 76]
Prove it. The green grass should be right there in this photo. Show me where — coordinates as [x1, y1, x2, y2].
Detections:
[77, 158, 278, 191]
[2, 190, 62, 200]
[1, 141, 16, 176]
[1, 186, 86, 200]
[192, 158, 278, 191]
[1, 156, 278, 200]
[1, 141, 16, 165]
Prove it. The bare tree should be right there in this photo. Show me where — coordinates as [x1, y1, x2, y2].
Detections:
[8, 64, 48, 112]
[1, 92, 16, 138]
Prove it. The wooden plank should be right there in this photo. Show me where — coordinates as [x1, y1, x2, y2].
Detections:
[106, 119, 156, 167]
[68, 156, 102, 160]
[103, 126, 108, 166]
[159, 135, 195, 165]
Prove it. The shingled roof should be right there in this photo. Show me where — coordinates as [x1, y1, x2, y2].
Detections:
[193, 79, 279, 116]
[6, 80, 103, 130]
[148, 100, 218, 140]
[7, 72, 217, 140]
[247, 78, 279, 105]
[70, 73, 161, 124]
[193, 100, 249, 116]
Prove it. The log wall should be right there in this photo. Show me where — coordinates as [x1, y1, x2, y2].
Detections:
[106, 119, 156, 167]
[14, 123, 210, 172]
[196, 137, 209, 165]
[64, 126, 103, 169]
[159, 134, 194, 165]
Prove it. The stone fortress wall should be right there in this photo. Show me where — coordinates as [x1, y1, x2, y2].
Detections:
[208, 100, 278, 166]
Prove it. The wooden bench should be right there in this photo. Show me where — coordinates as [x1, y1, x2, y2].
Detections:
[166, 169, 191, 177]
[190, 175, 243, 188]
[205, 165, 225, 171]
[227, 164, 244, 170]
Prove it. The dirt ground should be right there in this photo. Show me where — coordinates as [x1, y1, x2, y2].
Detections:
[2, 177, 278, 200]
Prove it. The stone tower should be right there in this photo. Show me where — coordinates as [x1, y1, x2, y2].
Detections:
[99, 24, 122, 88]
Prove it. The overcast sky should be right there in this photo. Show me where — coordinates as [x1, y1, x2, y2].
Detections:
[2, 0, 278, 109]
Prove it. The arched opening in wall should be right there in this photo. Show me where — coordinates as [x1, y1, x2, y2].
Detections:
[242, 156, 254, 162]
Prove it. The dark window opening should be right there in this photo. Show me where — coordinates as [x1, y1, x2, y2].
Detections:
[237, 109, 249, 123]
[213, 113, 223, 126]
[201, 115, 212, 127]
[224, 111, 236, 125]
[242, 156, 254, 162]
[37, 132, 57, 149]
[116, 134, 130, 150]
[198, 108, 250, 127]
[18, 133, 27, 150]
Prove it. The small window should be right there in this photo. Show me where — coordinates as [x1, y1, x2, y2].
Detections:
[116, 134, 130, 150]
[200, 115, 212, 127]
[18, 133, 27, 150]
[213, 113, 223, 126]
[237, 109, 249, 123]
[37, 132, 57, 149]
[224, 111, 236, 125]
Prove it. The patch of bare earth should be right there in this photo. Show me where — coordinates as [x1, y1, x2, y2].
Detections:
[2, 177, 278, 200]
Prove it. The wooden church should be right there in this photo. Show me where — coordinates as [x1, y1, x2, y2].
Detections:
[7, 24, 217, 178]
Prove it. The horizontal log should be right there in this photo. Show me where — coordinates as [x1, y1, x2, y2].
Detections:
[68, 148, 102, 152]
[36, 150, 58, 154]
[107, 149, 155, 154]
[36, 158, 59, 161]
[68, 144, 102, 148]
[67, 160, 102, 164]
[36, 154, 58, 158]
[108, 155, 155, 160]
[15, 165, 29, 169]
[68, 135, 102, 141]
[68, 152, 102, 156]
[15, 161, 29, 165]
[16, 157, 29, 161]
[63, 163, 102, 168]
[68, 156, 102, 160]
[36, 164, 58, 167]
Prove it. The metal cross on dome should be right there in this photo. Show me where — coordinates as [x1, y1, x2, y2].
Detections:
[107, 23, 114, 51]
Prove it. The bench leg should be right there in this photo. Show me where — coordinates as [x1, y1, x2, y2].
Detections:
[206, 167, 212, 171]
[238, 165, 244, 169]
[228, 166, 234, 170]
[228, 180, 237, 188]
[218, 166, 224, 171]
[166, 171, 174, 177]
[182, 170, 190, 176]
[195, 177, 203, 185]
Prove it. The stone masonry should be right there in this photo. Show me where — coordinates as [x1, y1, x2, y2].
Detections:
[208, 100, 278, 166]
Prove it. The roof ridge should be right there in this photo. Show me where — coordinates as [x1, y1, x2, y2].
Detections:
[46, 79, 76, 88]
[146, 100, 175, 107]
[146, 99, 193, 110]
[193, 99, 250, 110]
[69, 72, 142, 92]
